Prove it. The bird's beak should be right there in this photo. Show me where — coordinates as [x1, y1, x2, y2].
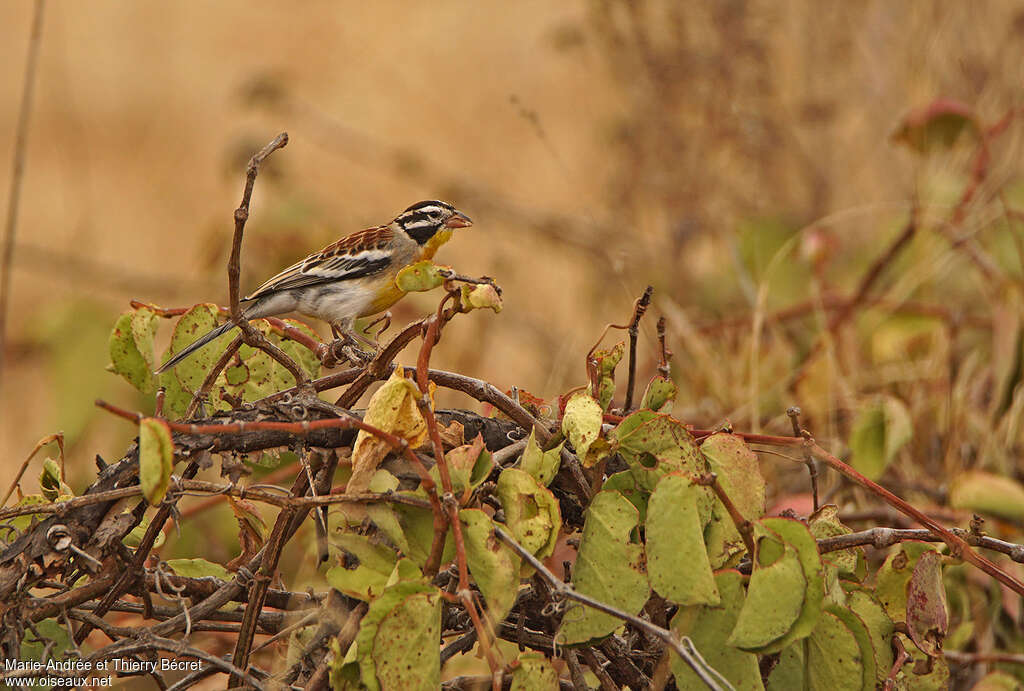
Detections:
[443, 211, 473, 229]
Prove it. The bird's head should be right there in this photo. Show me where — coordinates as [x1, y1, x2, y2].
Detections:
[395, 200, 473, 247]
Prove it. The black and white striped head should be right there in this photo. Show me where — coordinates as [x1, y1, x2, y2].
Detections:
[394, 200, 473, 244]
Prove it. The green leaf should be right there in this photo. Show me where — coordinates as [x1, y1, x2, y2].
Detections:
[671, 570, 764, 691]
[641, 375, 677, 412]
[20, 619, 71, 662]
[561, 392, 604, 465]
[728, 525, 806, 652]
[276, 318, 322, 379]
[460, 509, 521, 624]
[355, 581, 441, 691]
[558, 490, 649, 645]
[949, 470, 1024, 521]
[610, 410, 706, 491]
[646, 473, 718, 605]
[395, 260, 447, 292]
[496, 468, 561, 574]
[390, 501, 454, 569]
[875, 542, 941, 624]
[139, 417, 174, 506]
[601, 471, 648, 523]
[510, 652, 560, 690]
[808, 504, 860, 576]
[701, 432, 765, 568]
[806, 609, 870, 691]
[109, 310, 156, 393]
[590, 341, 624, 410]
[845, 589, 894, 685]
[123, 515, 165, 549]
[766, 643, 804, 690]
[729, 518, 824, 653]
[39, 458, 72, 501]
[326, 533, 400, 601]
[519, 429, 562, 486]
[157, 367, 192, 420]
[430, 434, 492, 497]
[165, 303, 233, 397]
[848, 396, 912, 481]
[165, 558, 232, 581]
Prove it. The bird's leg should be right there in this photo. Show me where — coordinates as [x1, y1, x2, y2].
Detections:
[329, 319, 374, 366]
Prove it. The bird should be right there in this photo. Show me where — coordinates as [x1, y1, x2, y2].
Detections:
[155, 200, 473, 373]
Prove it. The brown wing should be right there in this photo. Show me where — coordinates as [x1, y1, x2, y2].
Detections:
[245, 225, 395, 299]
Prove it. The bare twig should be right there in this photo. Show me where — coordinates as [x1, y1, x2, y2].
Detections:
[624, 286, 653, 412]
[697, 473, 755, 556]
[2, 432, 62, 506]
[0, 0, 45, 398]
[883, 635, 911, 690]
[222, 132, 307, 386]
[787, 407, 818, 511]
[414, 296, 503, 688]
[818, 526, 1024, 563]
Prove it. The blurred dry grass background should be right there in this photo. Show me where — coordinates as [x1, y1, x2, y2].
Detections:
[3, 0, 1024, 516]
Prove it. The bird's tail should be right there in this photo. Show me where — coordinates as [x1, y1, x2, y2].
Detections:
[154, 320, 237, 374]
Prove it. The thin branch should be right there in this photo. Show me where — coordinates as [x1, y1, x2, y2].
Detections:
[2, 432, 62, 506]
[72, 460, 201, 644]
[696, 473, 755, 556]
[883, 635, 911, 690]
[415, 298, 503, 688]
[221, 132, 307, 387]
[492, 526, 730, 691]
[229, 132, 287, 319]
[818, 526, 1024, 563]
[690, 426, 1024, 596]
[787, 407, 818, 511]
[624, 285, 653, 412]
[0, 0, 45, 399]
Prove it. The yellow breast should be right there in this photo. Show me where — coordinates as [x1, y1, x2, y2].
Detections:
[358, 229, 455, 317]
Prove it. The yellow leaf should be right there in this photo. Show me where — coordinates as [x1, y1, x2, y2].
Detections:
[348, 369, 428, 492]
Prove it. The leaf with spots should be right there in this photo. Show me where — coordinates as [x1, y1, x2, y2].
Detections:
[519, 429, 562, 486]
[646, 472, 718, 605]
[395, 260, 448, 292]
[558, 490, 649, 646]
[702, 432, 766, 568]
[561, 392, 604, 466]
[355, 581, 441, 691]
[460, 509, 520, 624]
[496, 468, 561, 576]
[348, 369, 427, 493]
[109, 309, 158, 393]
[610, 410, 706, 491]
[510, 652, 559, 690]
[906, 550, 948, 658]
[326, 533, 400, 602]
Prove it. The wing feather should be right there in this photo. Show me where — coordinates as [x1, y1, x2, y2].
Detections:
[245, 225, 394, 299]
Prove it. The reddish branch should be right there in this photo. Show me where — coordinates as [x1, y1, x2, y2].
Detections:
[686, 427, 1024, 596]
[414, 292, 503, 688]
